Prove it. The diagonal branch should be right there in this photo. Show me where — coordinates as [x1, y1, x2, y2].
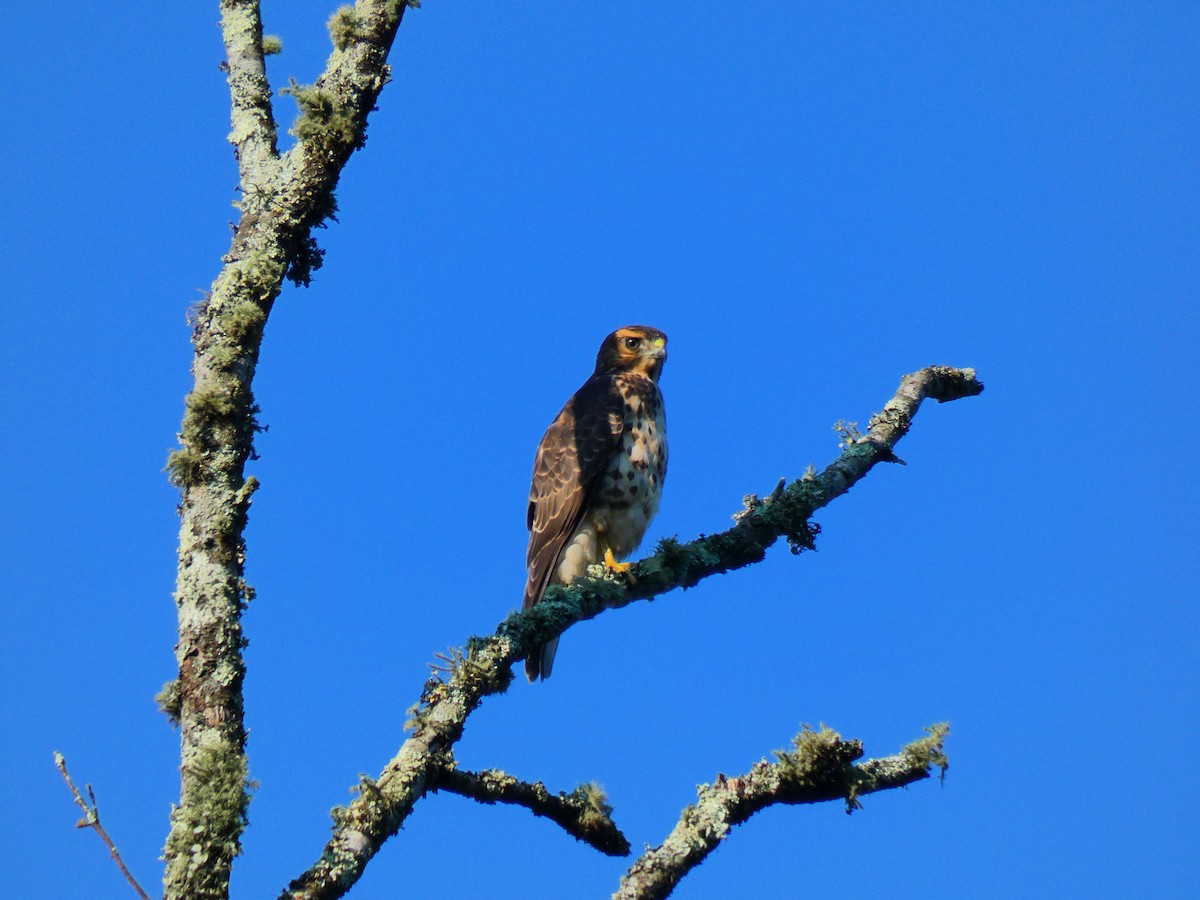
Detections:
[280, 366, 982, 900]
[426, 758, 631, 856]
[55, 753, 152, 900]
[613, 725, 950, 900]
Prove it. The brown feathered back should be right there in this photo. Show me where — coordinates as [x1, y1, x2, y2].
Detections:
[523, 378, 624, 679]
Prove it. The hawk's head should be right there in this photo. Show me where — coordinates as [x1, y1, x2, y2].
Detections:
[595, 325, 668, 381]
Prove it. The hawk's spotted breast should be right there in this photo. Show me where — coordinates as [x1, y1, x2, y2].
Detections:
[523, 326, 668, 681]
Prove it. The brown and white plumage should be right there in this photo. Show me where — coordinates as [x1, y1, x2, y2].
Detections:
[523, 326, 669, 681]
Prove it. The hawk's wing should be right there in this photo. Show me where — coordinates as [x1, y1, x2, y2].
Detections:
[524, 375, 624, 612]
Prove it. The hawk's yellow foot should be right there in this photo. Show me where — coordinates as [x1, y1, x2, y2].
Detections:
[604, 547, 634, 575]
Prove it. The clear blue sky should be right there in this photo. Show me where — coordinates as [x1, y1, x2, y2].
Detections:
[4, 3, 1196, 898]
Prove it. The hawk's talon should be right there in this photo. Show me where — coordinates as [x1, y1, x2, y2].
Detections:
[603, 547, 634, 575]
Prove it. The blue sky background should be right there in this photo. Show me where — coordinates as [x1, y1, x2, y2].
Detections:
[3, 2, 1197, 898]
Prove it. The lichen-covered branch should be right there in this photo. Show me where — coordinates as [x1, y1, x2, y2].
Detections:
[280, 366, 981, 900]
[613, 725, 950, 900]
[427, 759, 630, 857]
[164, 3, 414, 898]
[219, 0, 279, 179]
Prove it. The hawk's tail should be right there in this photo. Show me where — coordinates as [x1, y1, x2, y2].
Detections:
[524, 636, 559, 682]
[523, 544, 563, 681]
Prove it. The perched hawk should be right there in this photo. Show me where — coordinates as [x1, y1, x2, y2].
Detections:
[523, 325, 669, 681]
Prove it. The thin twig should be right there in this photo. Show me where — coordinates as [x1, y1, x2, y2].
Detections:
[165, 3, 417, 895]
[54, 752, 152, 900]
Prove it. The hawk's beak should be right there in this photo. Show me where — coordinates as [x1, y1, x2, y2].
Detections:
[649, 338, 667, 360]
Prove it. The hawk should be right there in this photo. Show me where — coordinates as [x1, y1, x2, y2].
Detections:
[523, 325, 669, 681]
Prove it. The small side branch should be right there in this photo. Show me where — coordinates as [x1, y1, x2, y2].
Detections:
[613, 725, 950, 900]
[428, 759, 630, 857]
[54, 752, 151, 900]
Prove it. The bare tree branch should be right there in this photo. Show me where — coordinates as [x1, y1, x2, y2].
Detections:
[613, 725, 950, 900]
[280, 366, 982, 900]
[164, 3, 415, 897]
[54, 753, 152, 900]
[426, 757, 631, 857]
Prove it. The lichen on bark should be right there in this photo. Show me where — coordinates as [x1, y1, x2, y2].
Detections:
[164, 3, 414, 898]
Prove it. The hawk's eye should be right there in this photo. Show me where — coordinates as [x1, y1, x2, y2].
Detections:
[623, 337, 641, 350]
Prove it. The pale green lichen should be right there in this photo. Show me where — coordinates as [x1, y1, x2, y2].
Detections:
[282, 79, 360, 150]
[226, 255, 287, 301]
[261, 34, 282, 56]
[234, 181, 280, 218]
[162, 743, 252, 899]
[165, 448, 204, 488]
[572, 781, 615, 832]
[327, 6, 363, 50]
[155, 679, 182, 727]
[186, 384, 237, 419]
[773, 724, 845, 781]
[222, 299, 267, 342]
[902, 722, 950, 780]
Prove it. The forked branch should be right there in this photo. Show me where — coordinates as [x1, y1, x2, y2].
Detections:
[54, 752, 152, 900]
[614, 725, 950, 899]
